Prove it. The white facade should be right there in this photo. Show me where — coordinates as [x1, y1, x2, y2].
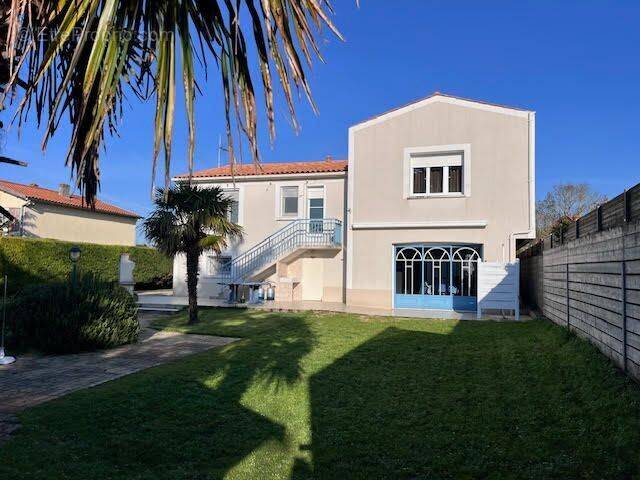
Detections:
[172, 168, 346, 302]
[172, 93, 535, 312]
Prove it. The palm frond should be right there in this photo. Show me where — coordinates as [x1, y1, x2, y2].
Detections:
[143, 183, 242, 256]
[198, 234, 225, 253]
[2, 0, 344, 205]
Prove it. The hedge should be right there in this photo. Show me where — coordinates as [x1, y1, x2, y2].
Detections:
[6, 275, 140, 353]
[0, 236, 172, 294]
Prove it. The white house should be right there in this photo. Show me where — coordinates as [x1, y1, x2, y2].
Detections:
[0, 180, 139, 246]
[172, 93, 535, 313]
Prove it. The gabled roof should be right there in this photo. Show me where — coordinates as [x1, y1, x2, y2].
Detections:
[352, 92, 533, 130]
[175, 159, 348, 179]
[0, 180, 140, 219]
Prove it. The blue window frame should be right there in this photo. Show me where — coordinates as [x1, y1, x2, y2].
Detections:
[394, 244, 481, 311]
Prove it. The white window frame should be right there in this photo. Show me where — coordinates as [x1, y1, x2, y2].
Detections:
[306, 185, 326, 235]
[276, 183, 303, 220]
[198, 183, 245, 227]
[222, 188, 240, 225]
[279, 185, 302, 218]
[306, 185, 325, 219]
[403, 144, 471, 199]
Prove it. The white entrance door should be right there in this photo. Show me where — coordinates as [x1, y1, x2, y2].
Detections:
[301, 258, 324, 301]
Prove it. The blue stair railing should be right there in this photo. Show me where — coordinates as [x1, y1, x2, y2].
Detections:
[221, 218, 342, 283]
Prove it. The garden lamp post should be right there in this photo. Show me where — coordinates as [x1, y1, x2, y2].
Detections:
[69, 246, 81, 289]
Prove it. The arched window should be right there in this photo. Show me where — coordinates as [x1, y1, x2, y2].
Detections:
[424, 247, 451, 296]
[395, 247, 422, 295]
[452, 247, 480, 297]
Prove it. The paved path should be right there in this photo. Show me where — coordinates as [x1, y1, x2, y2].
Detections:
[138, 292, 532, 321]
[0, 314, 236, 443]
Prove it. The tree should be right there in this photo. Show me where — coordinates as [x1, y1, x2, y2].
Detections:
[536, 183, 606, 237]
[143, 184, 242, 324]
[1, 1, 345, 205]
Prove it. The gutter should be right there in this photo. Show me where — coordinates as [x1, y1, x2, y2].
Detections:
[172, 171, 347, 183]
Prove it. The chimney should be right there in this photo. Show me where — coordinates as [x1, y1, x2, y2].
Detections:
[58, 183, 70, 196]
[325, 155, 333, 162]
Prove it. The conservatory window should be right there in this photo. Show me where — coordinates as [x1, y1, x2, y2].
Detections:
[423, 247, 451, 296]
[395, 247, 423, 295]
[393, 245, 481, 298]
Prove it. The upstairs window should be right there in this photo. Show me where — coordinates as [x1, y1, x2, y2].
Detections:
[281, 186, 299, 217]
[449, 166, 462, 193]
[412, 168, 426, 194]
[407, 147, 468, 197]
[229, 200, 239, 224]
[430, 167, 444, 194]
[223, 189, 240, 224]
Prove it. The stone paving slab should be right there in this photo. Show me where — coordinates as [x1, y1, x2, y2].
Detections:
[137, 293, 531, 321]
[0, 318, 236, 444]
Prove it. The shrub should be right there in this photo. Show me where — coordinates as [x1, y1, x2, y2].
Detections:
[6, 275, 140, 354]
[0, 237, 172, 294]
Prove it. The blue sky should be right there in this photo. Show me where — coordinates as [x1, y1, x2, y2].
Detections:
[1, 1, 639, 243]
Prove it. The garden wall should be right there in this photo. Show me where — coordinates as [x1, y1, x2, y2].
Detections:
[0, 237, 172, 293]
[520, 220, 640, 381]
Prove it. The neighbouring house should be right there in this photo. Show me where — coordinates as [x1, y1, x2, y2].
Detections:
[0, 180, 140, 246]
[172, 93, 536, 313]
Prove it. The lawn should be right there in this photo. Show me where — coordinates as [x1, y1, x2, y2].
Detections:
[2, 309, 640, 479]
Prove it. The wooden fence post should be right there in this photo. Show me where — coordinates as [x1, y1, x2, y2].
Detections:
[622, 259, 628, 372]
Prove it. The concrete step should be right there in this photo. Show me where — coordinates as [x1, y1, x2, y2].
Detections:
[137, 304, 182, 313]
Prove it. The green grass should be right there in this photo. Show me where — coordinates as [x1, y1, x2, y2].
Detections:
[2, 309, 640, 479]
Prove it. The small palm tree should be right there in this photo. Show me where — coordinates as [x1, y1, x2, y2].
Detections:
[143, 183, 242, 324]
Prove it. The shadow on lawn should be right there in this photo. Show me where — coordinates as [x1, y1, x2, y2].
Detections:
[5, 313, 640, 479]
[298, 322, 640, 480]
[161, 312, 317, 478]
[0, 312, 318, 479]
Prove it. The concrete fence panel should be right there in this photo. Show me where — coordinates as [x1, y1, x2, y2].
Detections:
[520, 220, 640, 381]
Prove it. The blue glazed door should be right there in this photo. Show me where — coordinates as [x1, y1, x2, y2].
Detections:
[394, 245, 480, 312]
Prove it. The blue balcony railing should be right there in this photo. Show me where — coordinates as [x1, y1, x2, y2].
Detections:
[220, 218, 342, 283]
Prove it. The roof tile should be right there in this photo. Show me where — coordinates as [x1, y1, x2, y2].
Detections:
[175, 159, 348, 179]
[0, 180, 139, 218]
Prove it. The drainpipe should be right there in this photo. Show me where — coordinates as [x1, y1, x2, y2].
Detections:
[509, 231, 531, 262]
[508, 111, 536, 261]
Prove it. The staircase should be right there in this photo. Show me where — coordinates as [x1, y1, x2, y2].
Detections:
[221, 218, 342, 283]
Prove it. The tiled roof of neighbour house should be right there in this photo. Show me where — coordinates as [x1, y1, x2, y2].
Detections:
[0, 180, 140, 218]
[174, 159, 348, 179]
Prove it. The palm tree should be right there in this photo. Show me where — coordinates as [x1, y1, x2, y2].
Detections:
[143, 183, 242, 324]
[1, 1, 345, 206]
